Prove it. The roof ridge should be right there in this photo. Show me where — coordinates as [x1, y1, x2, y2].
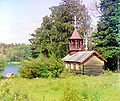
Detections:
[62, 50, 107, 63]
[80, 51, 94, 63]
[76, 51, 87, 62]
[77, 51, 92, 62]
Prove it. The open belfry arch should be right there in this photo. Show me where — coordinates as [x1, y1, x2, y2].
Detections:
[63, 14, 107, 76]
[69, 29, 83, 55]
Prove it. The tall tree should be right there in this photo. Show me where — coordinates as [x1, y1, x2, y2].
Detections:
[29, 0, 91, 58]
[92, 0, 120, 70]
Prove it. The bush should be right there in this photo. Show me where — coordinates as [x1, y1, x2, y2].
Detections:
[0, 55, 7, 73]
[0, 74, 6, 79]
[18, 54, 64, 78]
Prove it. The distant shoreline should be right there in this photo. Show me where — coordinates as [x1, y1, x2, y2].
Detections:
[7, 62, 20, 65]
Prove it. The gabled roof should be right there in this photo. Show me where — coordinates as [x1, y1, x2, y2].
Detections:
[70, 29, 82, 39]
[62, 50, 107, 63]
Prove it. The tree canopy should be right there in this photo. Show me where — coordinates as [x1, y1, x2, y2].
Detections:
[29, 0, 91, 58]
[0, 43, 31, 62]
[92, 0, 120, 70]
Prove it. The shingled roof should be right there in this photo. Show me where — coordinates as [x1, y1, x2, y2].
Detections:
[63, 50, 107, 63]
[70, 29, 82, 39]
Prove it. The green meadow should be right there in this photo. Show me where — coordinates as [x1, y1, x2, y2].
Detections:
[1, 71, 120, 101]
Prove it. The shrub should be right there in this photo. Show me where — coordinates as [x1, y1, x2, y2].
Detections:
[0, 55, 7, 73]
[18, 54, 64, 78]
[0, 74, 6, 79]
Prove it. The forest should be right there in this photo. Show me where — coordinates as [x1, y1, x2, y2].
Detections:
[0, 0, 120, 100]
[0, 43, 31, 63]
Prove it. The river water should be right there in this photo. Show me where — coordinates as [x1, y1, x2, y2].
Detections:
[2, 65, 19, 75]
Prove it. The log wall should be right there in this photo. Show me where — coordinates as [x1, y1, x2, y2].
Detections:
[65, 55, 104, 76]
[83, 55, 104, 75]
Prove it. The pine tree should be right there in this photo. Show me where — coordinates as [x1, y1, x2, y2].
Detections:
[92, 0, 120, 70]
[29, 0, 91, 58]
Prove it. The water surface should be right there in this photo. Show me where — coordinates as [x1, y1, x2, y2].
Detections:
[2, 65, 19, 75]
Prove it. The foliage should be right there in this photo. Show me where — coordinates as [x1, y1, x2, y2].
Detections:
[0, 75, 6, 79]
[18, 54, 64, 78]
[0, 79, 31, 101]
[0, 55, 7, 73]
[0, 43, 31, 62]
[7, 45, 31, 62]
[29, 0, 91, 58]
[0, 43, 26, 55]
[8, 72, 120, 101]
[92, 0, 120, 70]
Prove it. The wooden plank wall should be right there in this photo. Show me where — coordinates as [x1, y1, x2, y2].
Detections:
[66, 55, 104, 76]
[83, 55, 104, 76]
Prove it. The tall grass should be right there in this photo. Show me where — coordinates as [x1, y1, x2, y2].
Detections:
[8, 72, 120, 101]
[0, 79, 33, 101]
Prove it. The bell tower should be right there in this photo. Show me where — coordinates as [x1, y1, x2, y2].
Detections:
[69, 14, 83, 55]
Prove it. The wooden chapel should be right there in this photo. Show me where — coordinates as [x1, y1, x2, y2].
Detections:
[62, 15, 107, 76]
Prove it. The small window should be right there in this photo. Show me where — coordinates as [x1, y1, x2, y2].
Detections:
[71, 64, 73, 69]
[73, 41, 75, 46]
[66, 64, 68, 69]
[76, 64, 79, 70]
[77, 41, 80, 47]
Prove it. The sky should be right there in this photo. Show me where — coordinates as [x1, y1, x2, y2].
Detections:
[0, 0, 100, 44]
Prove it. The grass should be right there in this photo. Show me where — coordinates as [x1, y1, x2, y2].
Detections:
[2, 72, 120, 101]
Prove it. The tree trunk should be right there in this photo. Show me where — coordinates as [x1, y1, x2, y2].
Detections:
[117, 54, 120, 71]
